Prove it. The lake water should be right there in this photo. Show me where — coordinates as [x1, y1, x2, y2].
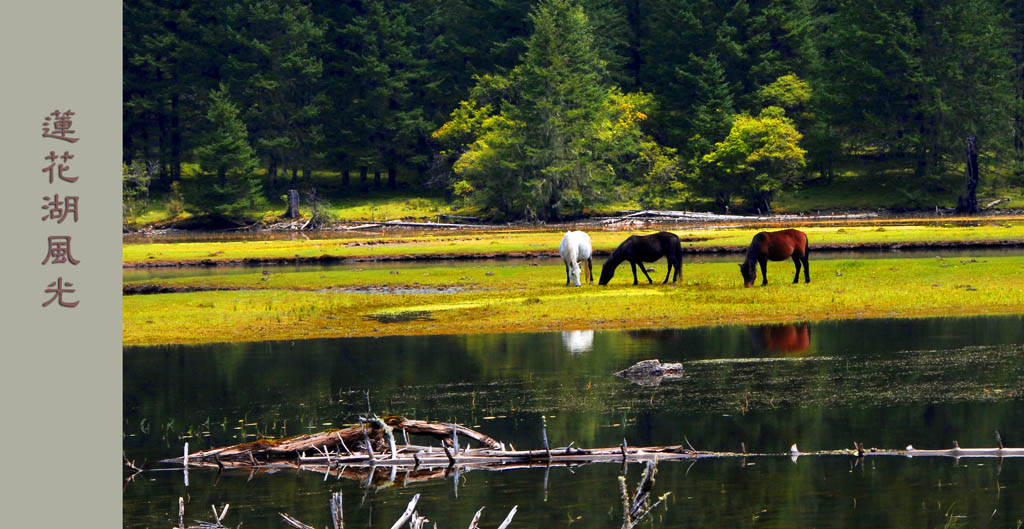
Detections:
[124, 316, 1024, 528]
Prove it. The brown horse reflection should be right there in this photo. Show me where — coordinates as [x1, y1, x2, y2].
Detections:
[750, 323, 810, 354]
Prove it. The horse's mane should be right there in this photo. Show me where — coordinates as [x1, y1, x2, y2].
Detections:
[744, 233, 763, 263]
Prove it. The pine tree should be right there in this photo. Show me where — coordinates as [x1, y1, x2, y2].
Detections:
[513, 0, 612, 218]
[822, 0, 1015, 185]
[124, 0, 212, 185]
[687, 53, 736, 166]
[437, 0, 677, 220]
[344, 0, 429, 189]
[222, 0, 327, 189]
[181, 86, 264, 219]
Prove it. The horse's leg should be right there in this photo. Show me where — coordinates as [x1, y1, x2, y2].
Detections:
[630, 261, 639, 285]
[674, 253, 682, 282]
[565, 262, 571, 286]
[587, 257, 593, 283]
[759, 258, 768, 286]
[639, 261, 654, 284]
[803, 254, 810, 283]
[792, 255, 801, 284]
[662, 257, 672, 284]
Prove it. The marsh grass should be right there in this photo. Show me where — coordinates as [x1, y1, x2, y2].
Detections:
[123, 221, 1024, 265]
[123, 256, 1024, 345]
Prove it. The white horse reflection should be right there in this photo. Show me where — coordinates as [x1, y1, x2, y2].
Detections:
[561, 330, 595, 354]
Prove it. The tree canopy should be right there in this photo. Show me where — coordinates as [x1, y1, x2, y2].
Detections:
[123, 0, 1024, 220]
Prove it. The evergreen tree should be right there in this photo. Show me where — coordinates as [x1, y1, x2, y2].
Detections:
[1007, 0, 1024, 188]
[344, 0, 429, 189]
[180, 86, 264, 219]
[687, 52, 736, 167]
[579, 0, 634, 89]
[822, 0, 1015, 185]
[437, 0, 677, 220]
[513, 0, 611, 218]
[222, 0, 327, 189]
[124, 0, 212, 185]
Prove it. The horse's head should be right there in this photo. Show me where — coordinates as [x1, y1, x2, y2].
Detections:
[569, 261, 582, 287]
[740, 260, 757, 287]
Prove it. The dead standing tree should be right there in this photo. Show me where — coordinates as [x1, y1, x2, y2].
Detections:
[956, 135, 980, 214]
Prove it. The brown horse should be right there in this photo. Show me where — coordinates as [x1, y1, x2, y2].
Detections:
[740, 229, 809, 287]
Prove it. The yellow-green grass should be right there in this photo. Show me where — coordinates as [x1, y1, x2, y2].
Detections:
[123, 220, 1024, 265]
[124, 255, 1024, 345]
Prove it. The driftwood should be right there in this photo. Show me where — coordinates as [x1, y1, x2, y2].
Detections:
[278, 490, 517, 529]
[160, 418, 1024, 484]
[167, 416, 503, 465]
[174, 496, 232, 529]
[342, 220, 491, 230]
[620, 461, 670, 529]
[598, 209, 879, 225]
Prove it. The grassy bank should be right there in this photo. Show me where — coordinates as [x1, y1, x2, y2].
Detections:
[124, 255, 1024, 345]
[123, 220, 1024, 266]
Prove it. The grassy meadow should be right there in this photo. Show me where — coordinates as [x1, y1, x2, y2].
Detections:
[124, 254, 1024, 345]
[123, 220, 1024, 266]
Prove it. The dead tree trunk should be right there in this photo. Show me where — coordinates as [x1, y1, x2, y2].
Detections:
[956, 135, 980, 214]
[287, 190, 300, 219]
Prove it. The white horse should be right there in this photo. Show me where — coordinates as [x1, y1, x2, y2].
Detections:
[559, 230, 593, 286]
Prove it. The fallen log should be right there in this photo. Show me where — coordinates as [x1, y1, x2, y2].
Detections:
[165, 417, 502, 465]
[598, 209, 880, 225]
[160, 417, 1024, 486]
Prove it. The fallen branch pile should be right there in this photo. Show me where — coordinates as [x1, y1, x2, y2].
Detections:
[160, 416, 1023, 482]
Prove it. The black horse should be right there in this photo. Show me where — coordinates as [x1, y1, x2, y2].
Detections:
[598, 232, 683, 285]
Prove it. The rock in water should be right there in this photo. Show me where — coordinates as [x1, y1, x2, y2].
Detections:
[614, 359, 684, 386]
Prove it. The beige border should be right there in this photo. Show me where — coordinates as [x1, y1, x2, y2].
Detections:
[0, 1, 121, 527]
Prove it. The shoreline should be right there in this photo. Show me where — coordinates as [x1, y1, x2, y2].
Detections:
[123, 238, 1024, 268]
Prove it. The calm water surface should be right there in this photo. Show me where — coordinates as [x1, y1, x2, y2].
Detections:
[124, 316, 1024, 528]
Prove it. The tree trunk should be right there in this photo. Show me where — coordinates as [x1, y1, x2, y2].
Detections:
[360, 166, 368, 188]
[287, 189, 300, 219]
[291, 167, 298, 187]
[268, 161, 278, 194]
[388, 166, 397, 189]
[342, 168, 350, 187]
[374, 170, 382, 188]
[955, 135, 980, 214]
[169, 94, 182, 182]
